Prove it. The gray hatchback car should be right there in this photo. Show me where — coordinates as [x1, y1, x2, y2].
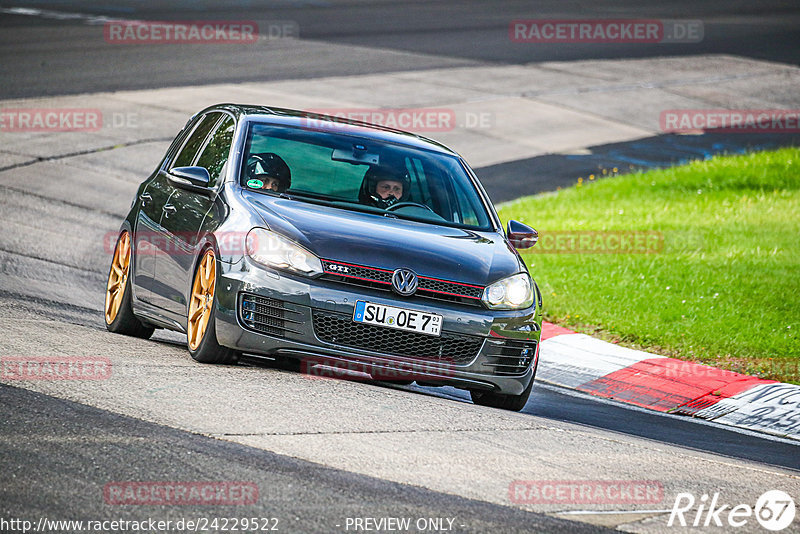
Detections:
[105, 104, 542, 411]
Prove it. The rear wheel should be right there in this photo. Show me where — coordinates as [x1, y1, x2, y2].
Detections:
[104, 231, 154, 339]
[187, 249, 237, 364]
[470, 375, 534, 412]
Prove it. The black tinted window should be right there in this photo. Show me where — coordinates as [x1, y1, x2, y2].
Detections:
[172, 113, 221, 168]
[196, 116, 235, 187]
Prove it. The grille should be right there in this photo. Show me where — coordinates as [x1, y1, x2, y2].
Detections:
[324, 262, 393, 284]
[312, 310, 483, 365]
[419, 278, 483, 299]
[239, 294, 302, 337]
[320, 259, 484, 306]
[482, 339, 537, 375]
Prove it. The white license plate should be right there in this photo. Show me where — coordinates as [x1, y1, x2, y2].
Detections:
[353, 301, 442, 337]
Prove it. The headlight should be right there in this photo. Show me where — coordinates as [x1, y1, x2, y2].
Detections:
[482, 272, 534, 310]
[245, 227, 323, 276]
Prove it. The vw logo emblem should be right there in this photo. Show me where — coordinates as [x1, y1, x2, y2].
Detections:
[391, 268, 418, 296]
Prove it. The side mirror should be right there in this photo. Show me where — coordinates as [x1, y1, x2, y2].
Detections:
[507, 220, 538, 249]
[168, 166, 211, 191]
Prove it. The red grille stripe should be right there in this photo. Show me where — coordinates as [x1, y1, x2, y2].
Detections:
[418, 275, 484, 289]
[321, 258, 484, 299]
[419, 287, 482, 300]
[325, 272, 391, 285]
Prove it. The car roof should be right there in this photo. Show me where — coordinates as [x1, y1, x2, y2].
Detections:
[200, 103, 460, 156]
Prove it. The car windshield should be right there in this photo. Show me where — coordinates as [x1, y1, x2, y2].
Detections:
[240, 122, 493, 230]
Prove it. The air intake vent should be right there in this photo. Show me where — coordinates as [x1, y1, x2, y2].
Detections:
[482, 339, 537, 375]
[239, 294, 301, 337]
[313, 310, 483, 365]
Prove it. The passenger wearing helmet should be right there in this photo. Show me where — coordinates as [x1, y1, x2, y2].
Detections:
[358, 166, 411, 209]
[246, 152, 291, 193]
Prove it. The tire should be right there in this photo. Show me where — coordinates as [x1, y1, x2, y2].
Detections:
[105, 231, 155, 339]
[187, 248, 237, 365]
[470, 374, 534, 412]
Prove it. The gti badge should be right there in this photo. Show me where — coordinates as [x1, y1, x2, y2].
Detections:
[391, 268, 419, 296]
[328, 263, 349, 273]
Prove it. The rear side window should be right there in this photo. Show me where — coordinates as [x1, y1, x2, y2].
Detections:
[196, 116, 235, 188]
[247, 136, 365, 198]
[171, 112, 221, 168]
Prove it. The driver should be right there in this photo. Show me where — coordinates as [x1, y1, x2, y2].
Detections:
[246, 152, 291, 193]
[358, 166, 411, 209]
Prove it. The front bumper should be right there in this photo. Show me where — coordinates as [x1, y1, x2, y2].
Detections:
[214, 259, 542, 395]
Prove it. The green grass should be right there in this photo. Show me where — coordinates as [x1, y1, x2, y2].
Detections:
[497, 147, 800, 383]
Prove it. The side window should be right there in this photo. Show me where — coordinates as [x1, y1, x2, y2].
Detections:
[196, 116, 235, 188]
[171, 113, 221, 169]
[451, 179, 481, 226]
[405, 157, 432, 205]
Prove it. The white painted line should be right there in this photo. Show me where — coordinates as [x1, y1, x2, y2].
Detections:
[534, 382, 800, 446]
[0, 7, 122, 25]
[695, 383, 800, 440]
[556, 509, 672, 515]
[538, 333, 658, 388]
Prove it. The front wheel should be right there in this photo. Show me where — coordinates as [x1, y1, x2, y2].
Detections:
[104, 230, 154, 339]
[187, 249, 237, 365]
[470, 375, 533, 412]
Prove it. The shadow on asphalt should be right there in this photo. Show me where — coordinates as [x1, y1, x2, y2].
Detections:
[427, 382, 800, 472]
[477, 132, 800, 203]
[236, 355, 800, 471]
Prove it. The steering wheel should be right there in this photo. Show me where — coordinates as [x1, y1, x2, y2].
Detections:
[385, 201, 434, 213]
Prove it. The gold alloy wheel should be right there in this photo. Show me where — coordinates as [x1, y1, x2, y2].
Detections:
[105, 231, 131, 325]
[187, 250, 216, 351]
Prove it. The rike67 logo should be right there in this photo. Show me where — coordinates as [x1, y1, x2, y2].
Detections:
[668, 490, 795, 531]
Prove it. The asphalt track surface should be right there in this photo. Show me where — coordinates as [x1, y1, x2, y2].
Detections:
[1, 0, 800, 99]
[0, 384, 603, 533]
[1, 2, 800, 532]
[3, 0, 800, 199]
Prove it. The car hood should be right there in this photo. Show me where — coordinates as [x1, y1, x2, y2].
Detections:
[242, 192, 523, 286]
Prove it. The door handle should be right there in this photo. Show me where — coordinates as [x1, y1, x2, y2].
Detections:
[162, 204, 177, 218]
[139, 192, 152, 204]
